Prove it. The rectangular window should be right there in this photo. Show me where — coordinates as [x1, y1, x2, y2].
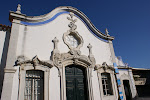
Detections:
[101, 73, 113, 96]
[24, 70, 44, 100]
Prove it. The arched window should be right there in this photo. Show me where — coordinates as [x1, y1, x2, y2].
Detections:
[101, 73, 113, 96]
[24, 70, 44, 100]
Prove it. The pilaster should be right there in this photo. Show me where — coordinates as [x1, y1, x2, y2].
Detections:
[1, 69, 17, 100]
[5, 19, 20, 69]
[1, 19, 20, 100]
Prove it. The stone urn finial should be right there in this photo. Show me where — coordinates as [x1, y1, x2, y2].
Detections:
[87, 43, 93, 57]
[87, 43, 96, 65]
[52, 37, 59, 53]
[16, 4, 21, 13]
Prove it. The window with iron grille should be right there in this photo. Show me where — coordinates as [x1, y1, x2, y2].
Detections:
[101, 73, 113, 96]
[24, 70, 44, 100]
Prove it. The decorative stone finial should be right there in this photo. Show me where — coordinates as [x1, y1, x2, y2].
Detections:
[16, 4, 21, 13]
[52, 37, 59, 53]
[87, 43, 93, 58]
[105, 28, 110, 36]
[87, 43, 96, 65]
[67, 12, 77, 31]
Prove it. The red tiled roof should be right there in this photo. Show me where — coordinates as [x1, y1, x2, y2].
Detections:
[0, 24, 11, 31]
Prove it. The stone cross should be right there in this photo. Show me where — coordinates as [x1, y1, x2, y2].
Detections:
[16, 4, 21, 13]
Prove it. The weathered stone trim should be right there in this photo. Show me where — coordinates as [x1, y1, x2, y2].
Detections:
[4, 68, 17, 73]
[95, 62, 115, 71]
[16, 55, 53, 68]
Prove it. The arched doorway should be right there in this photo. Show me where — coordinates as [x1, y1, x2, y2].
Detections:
[65, 64, 88, 100]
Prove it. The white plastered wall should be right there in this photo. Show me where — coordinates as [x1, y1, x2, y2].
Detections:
[16, 14, 112, 65]
[0, 31, 6, 64]
[16, 13, 113, 100]
[0, 31, 6, 88]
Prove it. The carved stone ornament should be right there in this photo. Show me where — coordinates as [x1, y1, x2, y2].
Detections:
[63, 30, 83, 51]
[87, 43, 96, 66]
[50, 13, 96, 69]
[51, 38, 95, 68]
[16, 55, 53, 68]
[52, 51, 95, 68]
[67, 12, 77, 31]
[63, 12, 83, 53]
[16, 4, 21, 13]
[94, 62, 114, 71]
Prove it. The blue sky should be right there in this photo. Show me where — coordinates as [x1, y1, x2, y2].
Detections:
[0, 0, 150, 68]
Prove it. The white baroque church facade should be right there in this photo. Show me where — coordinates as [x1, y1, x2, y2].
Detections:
[0, 5, 137, 100]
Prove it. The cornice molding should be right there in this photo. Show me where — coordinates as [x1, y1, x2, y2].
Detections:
[95, 62, 115, 71]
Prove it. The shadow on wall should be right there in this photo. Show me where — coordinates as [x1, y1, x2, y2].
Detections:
[0, 29, 11, 99]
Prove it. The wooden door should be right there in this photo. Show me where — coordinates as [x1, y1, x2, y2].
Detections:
[65, 65, 88, 100]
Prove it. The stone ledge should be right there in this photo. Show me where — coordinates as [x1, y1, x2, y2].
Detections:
[4, 68, 17, 73]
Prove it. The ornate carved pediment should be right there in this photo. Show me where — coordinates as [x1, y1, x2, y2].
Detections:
[16, 55, 53, 68]
[95, 62, 114, 71]
[51, 37, 95, 68]
[51, 49, 94, 68]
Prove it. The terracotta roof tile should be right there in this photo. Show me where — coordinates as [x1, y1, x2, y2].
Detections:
[0, 24, 11, 31]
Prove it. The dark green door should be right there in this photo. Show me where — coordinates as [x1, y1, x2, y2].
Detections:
[65, 65, 88, 100]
